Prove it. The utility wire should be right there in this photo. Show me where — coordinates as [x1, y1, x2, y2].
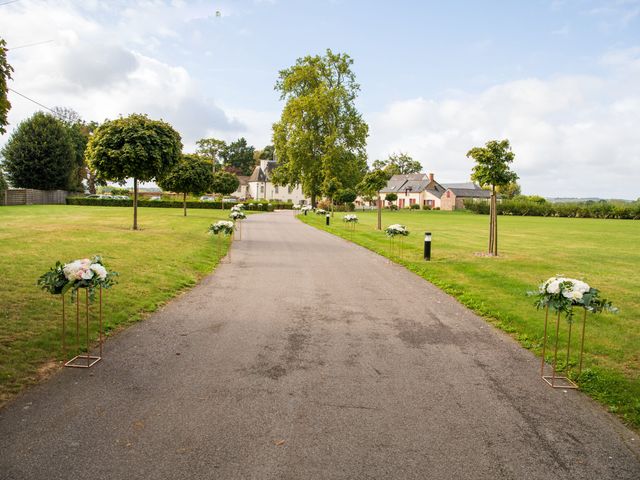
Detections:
[8, 40, 55, 51]
[8, 88, 60, 116]
[0, 0, 20, 6]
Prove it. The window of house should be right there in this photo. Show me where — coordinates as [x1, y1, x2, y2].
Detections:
[446, 191, 451, 198]
[409, 198, 416, 205]
[275, 186, 279, 194]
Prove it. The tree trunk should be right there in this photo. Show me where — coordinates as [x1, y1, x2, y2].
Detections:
[183, 192, 187, 217]
[133, 178, 138, 230]
[493, 191, 498, 256]
[331, 198, 334, 217]
[311, 193, 317, 208]
[377, 194, 382, 230]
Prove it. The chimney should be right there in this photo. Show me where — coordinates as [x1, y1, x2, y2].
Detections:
[428, 173, 434, 182]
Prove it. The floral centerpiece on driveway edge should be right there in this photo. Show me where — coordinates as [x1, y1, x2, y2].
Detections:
[529, 275, 617, 388]
[229, 210, 247, 220]
[208, 220, 235, 235]
[530, 275, 617, 322]
[385, 224, 409, 237]
[343, 214, 358, 223]
[315, 208, 327, 215]
[38, 255, 118, 301]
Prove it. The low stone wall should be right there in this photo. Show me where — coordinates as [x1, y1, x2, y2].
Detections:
[2, 189, 73, 206]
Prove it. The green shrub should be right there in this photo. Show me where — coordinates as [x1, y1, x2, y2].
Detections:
[66, 197, 278, 211]
[410, 204, 420, 210]
[463, 198, 640, 219]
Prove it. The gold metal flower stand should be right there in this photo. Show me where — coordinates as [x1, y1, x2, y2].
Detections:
[540, 306, 587, 389]
[61, 287, 103, 368]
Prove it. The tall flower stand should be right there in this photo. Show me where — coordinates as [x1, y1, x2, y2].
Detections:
[61, 287, 103, 368]
[540, 306, 587, 389]
[234, 220, 242, 241]
[217, 233, 232, 263]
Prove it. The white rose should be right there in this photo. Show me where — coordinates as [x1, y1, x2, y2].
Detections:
[573, 280, 590, 293]
[81, 268, 94, 280]
[546, 281, 560, 294]
[90, 263, 107, 280]
[563, 290, 583, 301]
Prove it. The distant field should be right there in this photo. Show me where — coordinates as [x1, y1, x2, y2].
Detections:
[300, 209, 640, 428]
[0, 205, 239, 405]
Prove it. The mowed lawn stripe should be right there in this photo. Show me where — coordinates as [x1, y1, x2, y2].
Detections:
[0, 205, 240, 404]
[300, 209, 640, 428]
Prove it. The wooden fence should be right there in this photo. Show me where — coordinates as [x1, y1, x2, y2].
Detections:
[1, 189, 73, 206]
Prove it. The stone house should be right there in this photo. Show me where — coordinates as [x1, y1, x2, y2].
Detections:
[247, 159, 308, 204]
[380, 173, 446, 209]
[440, 183, 492, 210]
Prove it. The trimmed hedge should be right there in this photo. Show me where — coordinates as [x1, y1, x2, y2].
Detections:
[66, 197, 283, 211]
[464, 199, 640, 220]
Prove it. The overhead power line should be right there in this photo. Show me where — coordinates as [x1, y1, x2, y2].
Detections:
[8, 40, 55, 51]
[8, 88, 59, 116]
[0, 0, 20, 6]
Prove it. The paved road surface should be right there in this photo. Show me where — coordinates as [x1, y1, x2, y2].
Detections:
[1, 211, 639, 479]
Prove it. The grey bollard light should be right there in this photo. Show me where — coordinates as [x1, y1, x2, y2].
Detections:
[326, 213, 330, 226]
[424, 232, 432, 261]
[304, 208, 307, 216]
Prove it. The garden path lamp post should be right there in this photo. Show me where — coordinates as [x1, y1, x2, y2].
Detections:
[424, 232, 432, 261]
[326, 213, 330, 226]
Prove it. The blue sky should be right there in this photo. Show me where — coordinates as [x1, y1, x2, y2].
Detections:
[1, 0, 639, 197]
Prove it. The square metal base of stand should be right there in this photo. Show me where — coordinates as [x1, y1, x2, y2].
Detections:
[65, 355, 101, 368]
[542, 375, 578, 389]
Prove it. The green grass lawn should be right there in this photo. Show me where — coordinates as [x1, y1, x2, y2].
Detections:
[0, 205, 241, 405]
[300, 209, 640, 428]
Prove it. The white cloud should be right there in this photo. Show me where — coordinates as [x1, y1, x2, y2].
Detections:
[367, 51, 640, 198]
[0, 0, 241, 149]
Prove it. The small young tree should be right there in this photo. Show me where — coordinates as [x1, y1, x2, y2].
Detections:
[467, 139, 518, 256]
[385, 192, 398, 207]
[158, 154, 215, 216]
[1, 112, 75, 190]
[357, 169, 388, 230]
[86, 114, 182, 230]
[196, 137, 226, 173]
[211, 171, 239, 208]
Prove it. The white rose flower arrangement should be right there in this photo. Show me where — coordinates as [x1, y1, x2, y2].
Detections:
[531, 275, 617, 320]
[385, 224, 409, 237]
[229, 210, 247, 220]
[208, 220, 235, 235]
[38, 256, 117, 301]
[343, 214, 358, 223]
[315, 208, 327, 215]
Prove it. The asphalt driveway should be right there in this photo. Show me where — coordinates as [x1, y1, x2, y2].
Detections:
[1, 210, 638, 479]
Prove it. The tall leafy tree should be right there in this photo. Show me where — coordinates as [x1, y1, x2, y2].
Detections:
[372, 152, 422, 176]
[196, 137, 226, 172]
[222, 137, 255, 175]
[467, 139, 519, 256]
[357, 169, 388, 230]
[1, 112, 75, 190]
[0, 37, 13, 135]
[211, 170, 240, 208]
[158, 154, 214, 216]
[272, 49, 369, 206]
[52, 106, 100, 192]
[259, 145, 275, 160]
[86, 114, 182, 230]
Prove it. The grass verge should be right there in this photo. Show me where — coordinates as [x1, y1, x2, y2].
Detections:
[0, 205, 245, 405]
[300, 209, 640, 429]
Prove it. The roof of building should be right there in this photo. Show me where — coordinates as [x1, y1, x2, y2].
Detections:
[237, 176, 250, 186]
[380, 173, 446, 197]
[442, 182, 482, 190]
[447, 187, 492, 198]
[248, 160, 278, 183]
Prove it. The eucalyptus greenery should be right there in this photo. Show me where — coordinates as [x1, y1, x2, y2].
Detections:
[529, 276, 618, 322]
[37, 256, 118, 302]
